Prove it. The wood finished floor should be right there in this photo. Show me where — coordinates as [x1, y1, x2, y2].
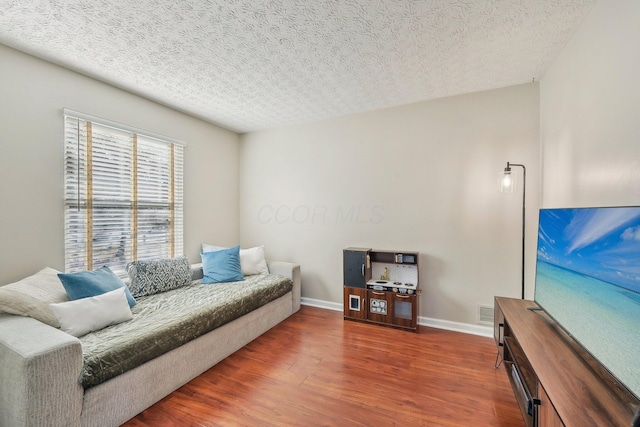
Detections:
[123, 306, 524, 427]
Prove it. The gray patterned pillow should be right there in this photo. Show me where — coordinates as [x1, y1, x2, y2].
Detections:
[126, 255, 192, 298]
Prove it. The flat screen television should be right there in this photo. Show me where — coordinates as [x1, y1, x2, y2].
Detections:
[534, 206, 640, 401]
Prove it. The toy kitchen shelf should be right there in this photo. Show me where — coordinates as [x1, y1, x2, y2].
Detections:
[343, 247, 420, 331]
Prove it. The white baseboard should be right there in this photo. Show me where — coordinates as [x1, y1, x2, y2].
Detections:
[300, 298, 493, 338]
[418, 316, 493, 337]
[301, 297, 343, 311]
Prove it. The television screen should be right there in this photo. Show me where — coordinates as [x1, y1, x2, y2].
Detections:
[534, 206, 640, 400]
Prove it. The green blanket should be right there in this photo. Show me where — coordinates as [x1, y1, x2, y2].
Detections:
[78, 274, 292, 388]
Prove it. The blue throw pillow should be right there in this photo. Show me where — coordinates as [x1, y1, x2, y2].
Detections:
[201, 245, 244, 284]
[58, 266, 136, 307]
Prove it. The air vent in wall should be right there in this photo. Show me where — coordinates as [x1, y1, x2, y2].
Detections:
[477, 305, 494, 325]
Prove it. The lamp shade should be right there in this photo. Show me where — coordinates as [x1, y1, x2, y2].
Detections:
[499, 170, 516, 193]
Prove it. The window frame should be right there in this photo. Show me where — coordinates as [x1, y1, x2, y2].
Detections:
[63, 109, 185, 276]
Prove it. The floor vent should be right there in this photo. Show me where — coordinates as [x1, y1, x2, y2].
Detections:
[477, 305, 494, 325]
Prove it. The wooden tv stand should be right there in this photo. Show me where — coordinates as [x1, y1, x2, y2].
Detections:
[494, 297, 639, 427]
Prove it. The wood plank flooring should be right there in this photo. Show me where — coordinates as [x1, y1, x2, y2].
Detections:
[123, 306, 524, 427]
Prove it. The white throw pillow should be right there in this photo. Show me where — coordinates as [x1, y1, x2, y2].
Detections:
[0, 267, 69, 327]
[50, 287, 133, 337]
[202, 243, 225, 253]
[239, 245, 269, 275]
[201, 244, 269, 276]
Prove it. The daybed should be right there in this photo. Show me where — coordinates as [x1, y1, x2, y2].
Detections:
[0, 260, 300, 427]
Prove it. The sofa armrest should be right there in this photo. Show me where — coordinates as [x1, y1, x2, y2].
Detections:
[190, 262, 204, 280]
[0, 313, 84, 427]
[267, 261, 301, 312]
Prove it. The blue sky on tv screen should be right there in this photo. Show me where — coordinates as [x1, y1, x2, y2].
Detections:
[537, 207, 640, 293]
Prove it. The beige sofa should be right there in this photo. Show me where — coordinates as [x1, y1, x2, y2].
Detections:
[0, 261, 300, 427]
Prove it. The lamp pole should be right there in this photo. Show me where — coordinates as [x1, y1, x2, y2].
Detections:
[502, 162, 526, 299]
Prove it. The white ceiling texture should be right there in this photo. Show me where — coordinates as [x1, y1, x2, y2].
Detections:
[0, 0, 596, 133]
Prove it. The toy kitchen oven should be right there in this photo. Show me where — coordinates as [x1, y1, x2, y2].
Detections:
[343, 247, 420, 331]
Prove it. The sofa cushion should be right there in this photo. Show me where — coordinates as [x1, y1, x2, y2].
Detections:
[50, 287, 133, 337]
[0, 267, 69, 328]
[126, 255, 192, 298]
[79, 273, 293, 388]
[58, 267, 136, 307]
[202, 243, 269, 276]
[201, 246, 244, 284]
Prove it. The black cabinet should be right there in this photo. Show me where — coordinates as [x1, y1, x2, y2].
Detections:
[343, 248, 371, 288]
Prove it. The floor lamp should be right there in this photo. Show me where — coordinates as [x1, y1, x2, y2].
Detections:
[500, 162, 526, 300]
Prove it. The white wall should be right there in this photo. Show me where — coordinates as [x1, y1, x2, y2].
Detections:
[541, 0, 640, 207]
[240, 84, 540, 325]
[0, 44, 240, 285]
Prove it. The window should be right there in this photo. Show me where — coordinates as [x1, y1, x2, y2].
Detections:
[63, 109, 184, 276]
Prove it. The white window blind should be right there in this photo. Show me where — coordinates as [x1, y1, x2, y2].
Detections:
[63, 109, 184, 276]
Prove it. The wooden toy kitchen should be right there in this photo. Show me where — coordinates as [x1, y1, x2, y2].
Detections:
[343, 247, 420, 331]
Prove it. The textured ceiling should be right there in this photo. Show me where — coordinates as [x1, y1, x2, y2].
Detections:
[0, 0, 596, 133]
